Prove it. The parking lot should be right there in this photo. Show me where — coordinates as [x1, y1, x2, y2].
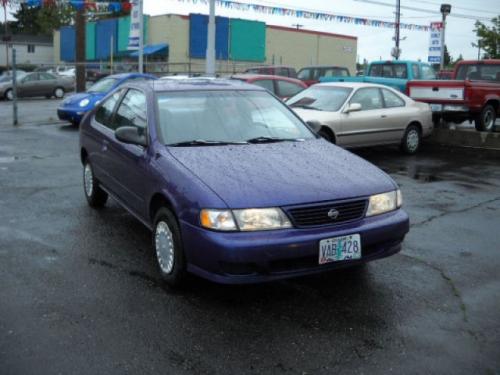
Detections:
[1, 98, 499, 374]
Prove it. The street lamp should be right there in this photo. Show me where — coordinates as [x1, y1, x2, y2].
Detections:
[440, 3, 451, 70]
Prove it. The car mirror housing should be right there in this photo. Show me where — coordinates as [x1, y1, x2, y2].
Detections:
[345, 103, 362, 113]
[115, 126, 147, 147]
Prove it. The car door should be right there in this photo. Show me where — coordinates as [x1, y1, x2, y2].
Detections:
[275, 79, 305, 100]
[106, 88, 151, 217]
[38, 72, 57, 96]
[90, 90, 124, 189]
[380, 88, 409, 142]
[18, 73, 39, 97]
[339, 87, 387, 147]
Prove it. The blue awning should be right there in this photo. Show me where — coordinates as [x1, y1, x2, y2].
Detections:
[130, 43, 168, 57]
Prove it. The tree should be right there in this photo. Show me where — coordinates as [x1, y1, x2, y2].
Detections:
[472, 16, 500, 59]
[9, 3, 75, 35]
[443, 45, 452, 67]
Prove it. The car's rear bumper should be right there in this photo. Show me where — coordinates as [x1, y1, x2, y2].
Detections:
[57, 108, 84, 124]
[180, 209, 409, 284]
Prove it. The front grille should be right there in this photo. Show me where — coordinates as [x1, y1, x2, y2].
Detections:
[285, 199, 367, 228]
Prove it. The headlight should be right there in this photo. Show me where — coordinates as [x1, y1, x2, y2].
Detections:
[200, 208, 292, 231]
[233, 208, 292, 231]
[366, 190, 401, 217]
[79, 98, 90, 107]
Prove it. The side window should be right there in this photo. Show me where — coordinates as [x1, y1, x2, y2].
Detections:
[252, 79, 275, 93]
[297, 69, 310, 80]
[95, 91, 122, 129]
[369, 65, 383, 77]
[113, 89, 147, 131]
[40, 73, 55, 80]
[412, 64, 420, 79]
[350, 88, 383, 111]
[393, 64, 408, 79]
[421, 64, 436, 79]
[382, 89, 405, 108]
[312, 69, 321, 80]
[277, 80, 304, 98]
[23, 73, 39, 82]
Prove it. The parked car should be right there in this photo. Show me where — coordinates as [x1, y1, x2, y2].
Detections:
[48, 65, 75, 76]
[87, 64, 134, 83]
[287, 82, 432, 154]
[297, 65, 351, 86]
[244, 65, 297, 78]
[0, 72, 74, 100]
[231, 73, 307, 99]
[321, 60, 436, 92]
[407, 59, 500, 131]
[58, 68, 76, 78]
[79, 78, 409, 285]
[57, 73, 156, 125]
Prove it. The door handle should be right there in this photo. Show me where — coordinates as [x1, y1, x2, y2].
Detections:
[381, 115, 387, 118]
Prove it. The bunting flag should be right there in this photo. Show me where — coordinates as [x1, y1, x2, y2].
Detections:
[175, 0, 430, 32]
[21, 0, 132, 13]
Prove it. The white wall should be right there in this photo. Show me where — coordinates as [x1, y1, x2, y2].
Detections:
[0, 43, 54, 66]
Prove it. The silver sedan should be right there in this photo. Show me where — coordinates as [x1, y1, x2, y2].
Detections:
[288, 82, 433, 154]
[0, 72, 75, 100]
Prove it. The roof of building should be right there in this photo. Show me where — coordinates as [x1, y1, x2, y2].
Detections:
[0, 33, 53, 45]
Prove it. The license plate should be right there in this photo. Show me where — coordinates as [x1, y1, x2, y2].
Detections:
[319, 234, 361, 264]
[430, 104, 442, 112]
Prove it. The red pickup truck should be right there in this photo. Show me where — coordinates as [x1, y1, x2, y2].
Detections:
[407, 60, 500, 131]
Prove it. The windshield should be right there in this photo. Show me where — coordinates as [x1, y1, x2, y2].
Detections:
[88, 77, 118, 93]
[287, 86, 352, 112]
[157, 90, 315, 146]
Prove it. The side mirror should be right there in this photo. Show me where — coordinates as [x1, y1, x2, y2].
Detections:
[344, 103, 362, 113]
[115, 126, 147, 147]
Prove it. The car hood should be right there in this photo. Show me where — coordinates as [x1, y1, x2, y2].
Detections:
[168, 139, 396, 208]
[61, 92, 104, 107]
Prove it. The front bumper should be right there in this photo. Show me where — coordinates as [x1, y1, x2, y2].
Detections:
[181, 209, 409, 284]
[57, 108, 85, 124]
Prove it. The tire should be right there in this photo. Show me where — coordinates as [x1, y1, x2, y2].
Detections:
[83, 161, 108, 208]
[318, 128, 335, 143]
[54, 87, 65, 99]
[4, 89, 13, 101]
[153, 207, 187, 286]
[474, 105, 496, 132]
[400, 124, 421, 155]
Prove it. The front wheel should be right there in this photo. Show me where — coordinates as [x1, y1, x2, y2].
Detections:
[83, 161, 108, 208]
[5, 89, 13, 101]
[474, 105, 496, 132]
[153, 208, 187, 286]
[400, 125, 421, 154]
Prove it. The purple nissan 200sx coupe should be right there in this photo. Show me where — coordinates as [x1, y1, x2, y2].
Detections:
[79, 78, 409, 285]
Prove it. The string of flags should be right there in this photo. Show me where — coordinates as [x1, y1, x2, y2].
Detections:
[176, 0, 431, 32]
[19, 0, 131, 12]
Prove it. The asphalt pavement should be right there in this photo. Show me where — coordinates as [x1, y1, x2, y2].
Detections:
[0, 99, 499, 374]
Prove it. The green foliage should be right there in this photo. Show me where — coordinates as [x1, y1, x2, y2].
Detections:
[10, 3, 75, 35]
[472, 16, 500, 59]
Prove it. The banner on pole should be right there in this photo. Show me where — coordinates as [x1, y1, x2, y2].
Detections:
[127, 0, 140, 50]
[428, 22, 443, 63]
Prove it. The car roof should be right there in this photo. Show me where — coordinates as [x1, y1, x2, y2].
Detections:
[314, 82, 394, 89]
[231, 73, 305, 83]
[245, 65, 294, 69]
[299, 65, 348, 69]
[128, 78, 267, 92]
[107, 73, 156, 80]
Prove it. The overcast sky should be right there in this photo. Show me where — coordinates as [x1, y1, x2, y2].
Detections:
[2, 0, 499, 62]
[144, 0, 499, 63]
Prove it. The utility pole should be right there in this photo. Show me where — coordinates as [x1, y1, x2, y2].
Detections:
[440, 4, 451, 70]
[292, 23, 304, 30]
[12, 48, 17, 126]
[138, 0, 144, 73]
[394, 0, 401, 60]
[75, 7, 86, 92]
[206, 0, 216, 76]
[477, 40, 481, 60]
[2, 1, 9, 70]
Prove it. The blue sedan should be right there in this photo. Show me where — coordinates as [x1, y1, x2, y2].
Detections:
[79, 79, 409, 286]
[57, 73, 156, 125]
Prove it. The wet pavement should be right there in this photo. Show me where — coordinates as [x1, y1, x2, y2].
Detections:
[1, 100, 500, 374]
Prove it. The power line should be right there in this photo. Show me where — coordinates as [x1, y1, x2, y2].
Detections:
[353, 0, 492, 21]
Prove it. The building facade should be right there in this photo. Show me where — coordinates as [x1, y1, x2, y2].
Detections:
[53, 13, 357, 74]
[1, 35, 54, 67]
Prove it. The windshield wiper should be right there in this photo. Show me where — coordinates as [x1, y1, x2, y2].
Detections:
[168, 140, 248, 147]
[246, 136, 304, 144]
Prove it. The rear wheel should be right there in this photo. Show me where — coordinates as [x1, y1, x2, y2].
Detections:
[474, 105, 496, 132]
[153, 208, 187, 286]
[54, 87, 65, 99]
[400, 124, 421, 154]
[5, 89, 13, 101]
[83, 161, 108, 208]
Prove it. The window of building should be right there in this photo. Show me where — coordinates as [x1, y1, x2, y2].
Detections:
[27, 44, 35, 53]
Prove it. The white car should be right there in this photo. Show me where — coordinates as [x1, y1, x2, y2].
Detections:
[287, 82, 433, 154]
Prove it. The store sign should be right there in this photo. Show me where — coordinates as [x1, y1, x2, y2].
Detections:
[428, 22, 443, 63]
[127, 0, 141, 50]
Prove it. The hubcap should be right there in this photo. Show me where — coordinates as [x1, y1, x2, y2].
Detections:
[84, 164, 93, 197]
[155, 221, 175, 274]
[6, 90, 13, 100]
[55, 89, 64, 98]
[484, 110, 494, 130]
[406, 129, 419, 152]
